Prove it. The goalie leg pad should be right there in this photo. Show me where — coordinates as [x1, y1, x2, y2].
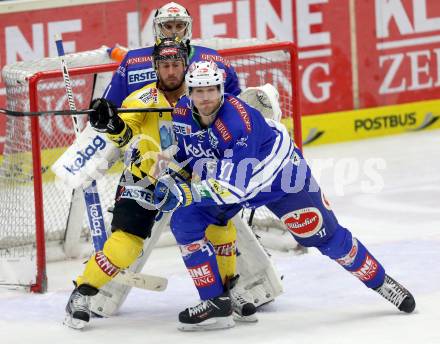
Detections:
[205, 221, 237, 284]
[76, 230, 143, 288]
[233, 215, 284, 308]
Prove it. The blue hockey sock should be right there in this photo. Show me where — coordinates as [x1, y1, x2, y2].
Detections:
[180, 239, 225, 300]
[317, 228, 385, 289]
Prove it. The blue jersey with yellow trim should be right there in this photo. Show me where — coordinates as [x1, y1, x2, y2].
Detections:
[103, 45, 241, 107]
[172, 94, 297, 208]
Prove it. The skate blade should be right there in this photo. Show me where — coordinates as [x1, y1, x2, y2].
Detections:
[178, 315, 235, 332]
[233, 312, 258, 323]
[63, 314, 87, 330]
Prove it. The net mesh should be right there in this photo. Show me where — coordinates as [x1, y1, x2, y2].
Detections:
[0, 40, 297, 263]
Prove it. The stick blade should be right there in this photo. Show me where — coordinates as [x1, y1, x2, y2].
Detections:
[113, 270, 168, 291]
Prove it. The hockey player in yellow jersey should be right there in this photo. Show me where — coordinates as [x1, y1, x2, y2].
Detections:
[63, 38, 253, 330]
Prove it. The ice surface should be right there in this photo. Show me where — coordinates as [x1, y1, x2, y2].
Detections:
[1, 129, 439, 344]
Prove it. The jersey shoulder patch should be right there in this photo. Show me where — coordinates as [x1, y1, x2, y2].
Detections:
[122, 83, 159, 108]
[136, 86, 159, 105]
[193, 46, 231, 67]
[213, 117, 233, 143]
[225, 96, 252, 133]
[173, 97, 191, 117]
[124, 47, 154, 66]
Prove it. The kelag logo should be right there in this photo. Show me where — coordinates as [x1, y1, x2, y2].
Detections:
[63, 135, 106, 175]
[354, 113, 416, 131]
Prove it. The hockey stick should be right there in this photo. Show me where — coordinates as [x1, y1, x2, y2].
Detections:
[56, 36, 108, 251]
[0, 107, 174, 117]
[112, 270, 167, 291]
[55, 37, 167, 292]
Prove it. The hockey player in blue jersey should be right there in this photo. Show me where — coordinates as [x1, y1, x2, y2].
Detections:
[104, 1, 240, 107]
[153, 60, 416, 331]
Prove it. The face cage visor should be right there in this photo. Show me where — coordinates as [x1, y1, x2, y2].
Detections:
[153, 17, 192, 43]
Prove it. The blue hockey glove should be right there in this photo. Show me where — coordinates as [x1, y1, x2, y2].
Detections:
[153, 174, 193, 212]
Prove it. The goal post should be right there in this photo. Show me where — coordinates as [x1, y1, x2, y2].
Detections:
[0, 40, 301, 293]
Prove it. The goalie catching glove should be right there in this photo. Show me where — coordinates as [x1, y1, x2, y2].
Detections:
[153, 174, 193, 212]
[89, 98, 125, 134]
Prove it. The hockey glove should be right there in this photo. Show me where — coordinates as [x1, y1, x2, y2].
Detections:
[153, 174, 193, 212]
[89, 98, 125, 134]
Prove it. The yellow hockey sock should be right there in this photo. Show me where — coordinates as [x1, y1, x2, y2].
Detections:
[205, 221, 237, 284]
[76, 230, 144, 289]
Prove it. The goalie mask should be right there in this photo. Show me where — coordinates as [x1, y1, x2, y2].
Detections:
[153, 2, 193, 44]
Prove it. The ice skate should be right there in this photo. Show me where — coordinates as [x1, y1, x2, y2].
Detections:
[231, 288, 257, 322]
[178, 291, 235, 331]
[374, 275, 416, 313]
[63, 283, 99, 329]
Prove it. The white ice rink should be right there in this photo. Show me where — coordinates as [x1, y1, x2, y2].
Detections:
[1, 129, 439, 344]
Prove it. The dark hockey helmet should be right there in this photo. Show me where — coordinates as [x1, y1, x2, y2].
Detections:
[152, 37, 189, 71]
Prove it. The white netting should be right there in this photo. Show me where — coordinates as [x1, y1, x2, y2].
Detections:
[0, 39, 298, 282]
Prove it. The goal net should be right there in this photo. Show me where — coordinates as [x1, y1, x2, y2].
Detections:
[0, 39, 301, 292]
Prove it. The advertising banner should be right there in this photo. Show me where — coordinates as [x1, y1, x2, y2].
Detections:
[1, 0, 440, 153]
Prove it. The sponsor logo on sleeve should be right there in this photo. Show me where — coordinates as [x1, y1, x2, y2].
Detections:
[188, 262, 216, 287]
[173, 107, 188, 117]
[116, 65, 126, 77]
[227, 97, 252, 132]
[214, 118, 232, 142]
[200, 53, 231, 67]
[173, 122, 192, 135]
[138, 87, 159, 104]
[128, 68, 157, 85]
[281, 207, 323, 238]
[126, 56, 153, 65]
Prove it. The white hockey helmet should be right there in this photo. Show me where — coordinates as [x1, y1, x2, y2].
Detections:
[185, 61, 225, 97]
[153, 2, 192, 44]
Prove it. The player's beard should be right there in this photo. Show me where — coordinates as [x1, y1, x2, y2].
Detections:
[160, 75, 185, 92]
